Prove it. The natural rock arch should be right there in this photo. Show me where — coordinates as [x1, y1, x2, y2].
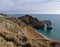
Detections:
[41, 20, 52, 30]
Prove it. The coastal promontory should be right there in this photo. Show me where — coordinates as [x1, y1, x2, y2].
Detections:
[0, 14, 60, 47]
[18, 15, 52, 30]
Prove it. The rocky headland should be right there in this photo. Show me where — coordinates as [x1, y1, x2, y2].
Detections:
[0, 14, 60, 47]
[18, 15, 52, 30]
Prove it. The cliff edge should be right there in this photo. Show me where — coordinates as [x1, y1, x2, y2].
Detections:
[18, 15, 52, 30]
[0, 15, 60, 47]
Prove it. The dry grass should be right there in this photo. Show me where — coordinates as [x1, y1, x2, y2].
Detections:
[0, 17, 60, 47]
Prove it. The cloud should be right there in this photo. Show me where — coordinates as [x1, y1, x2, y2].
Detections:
[0, 0, 60, 14]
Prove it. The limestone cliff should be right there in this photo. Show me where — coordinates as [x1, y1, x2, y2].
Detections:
[18, 15, 52, 30]
[0, 16, 60, 47]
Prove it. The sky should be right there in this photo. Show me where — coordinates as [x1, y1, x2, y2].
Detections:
[0, 0, 60, 14]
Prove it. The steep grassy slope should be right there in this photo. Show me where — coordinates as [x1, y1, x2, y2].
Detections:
[0, 17, 60, 47]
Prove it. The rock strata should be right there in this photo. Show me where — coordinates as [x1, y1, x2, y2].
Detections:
[18, 15, 52, 30]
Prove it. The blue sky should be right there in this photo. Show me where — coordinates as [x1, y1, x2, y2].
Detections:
[0, 0, 60, 14]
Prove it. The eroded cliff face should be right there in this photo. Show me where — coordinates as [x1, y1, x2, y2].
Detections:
[0, 17, 60, 47]
[18, 15, 52, 30]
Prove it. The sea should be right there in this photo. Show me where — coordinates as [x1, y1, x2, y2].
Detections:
[8, 14, 60, 41]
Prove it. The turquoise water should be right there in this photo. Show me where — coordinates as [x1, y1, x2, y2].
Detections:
[8, 14, 60, 41]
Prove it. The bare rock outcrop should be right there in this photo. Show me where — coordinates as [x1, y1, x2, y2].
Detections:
[18, 15, 52, 30]
[42, 20, 52, 29]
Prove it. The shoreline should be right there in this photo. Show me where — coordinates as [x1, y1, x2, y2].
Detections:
[24, 26, 50, 40]
[34, 29, 50, 40]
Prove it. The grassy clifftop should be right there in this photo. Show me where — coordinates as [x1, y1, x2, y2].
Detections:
[0, 17, 60, 47]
